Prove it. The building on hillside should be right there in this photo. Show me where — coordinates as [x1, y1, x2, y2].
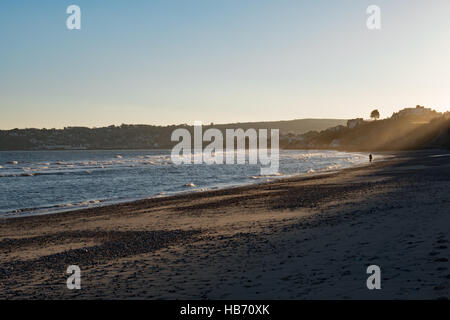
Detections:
[391, 106, 440, 120]
[347, 118, 365, 129]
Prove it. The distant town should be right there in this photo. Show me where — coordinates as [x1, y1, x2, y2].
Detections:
[0, 119, 346, 151]
[0, 106, 448, 151]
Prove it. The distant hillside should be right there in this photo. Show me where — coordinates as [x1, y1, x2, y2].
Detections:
[0, 119, 347, 151]
[283, 106, 449, 151]
[427, 122, 450, 149]
[211, 119, 348, 135]
[2, 110, 448, 152]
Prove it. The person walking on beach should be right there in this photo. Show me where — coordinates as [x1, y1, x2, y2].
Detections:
[369, 154, 373, 163]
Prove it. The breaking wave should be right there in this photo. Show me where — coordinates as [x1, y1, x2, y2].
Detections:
[0, 149, 372, 217]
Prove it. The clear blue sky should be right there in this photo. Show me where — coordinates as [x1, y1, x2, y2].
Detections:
[0, 0, 449, 129]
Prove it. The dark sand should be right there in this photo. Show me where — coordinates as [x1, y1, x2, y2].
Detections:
[0, 150, 449, 299]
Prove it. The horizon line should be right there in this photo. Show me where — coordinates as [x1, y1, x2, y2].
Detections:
[0, 118, 352, 131]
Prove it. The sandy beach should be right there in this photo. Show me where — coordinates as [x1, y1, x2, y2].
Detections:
[0, 149, 449, 299]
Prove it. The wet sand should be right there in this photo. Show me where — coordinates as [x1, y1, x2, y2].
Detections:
[0, 149, 449, 299]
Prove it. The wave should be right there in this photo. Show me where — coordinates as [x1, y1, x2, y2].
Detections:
[1, 199, 107, 218]
[0, 169, 108, 178]
[0, 156, 176, 178]
[184, 182, 196, 187]
[0, 150, 374, 218]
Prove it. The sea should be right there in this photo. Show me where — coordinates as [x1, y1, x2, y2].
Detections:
[0, 149, 369, 218]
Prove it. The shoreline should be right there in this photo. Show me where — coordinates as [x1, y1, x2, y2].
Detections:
[0, 149, 449, 299]
[1, 149, 375, 219]
[1, 167, 361, 220]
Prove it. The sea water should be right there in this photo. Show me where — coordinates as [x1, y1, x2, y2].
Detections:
[0, 150, 369, 217]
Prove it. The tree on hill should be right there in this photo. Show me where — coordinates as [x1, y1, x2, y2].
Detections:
[370, 109, 380, 120]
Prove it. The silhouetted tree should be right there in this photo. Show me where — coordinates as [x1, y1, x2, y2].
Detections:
[370, 109, 380, 120]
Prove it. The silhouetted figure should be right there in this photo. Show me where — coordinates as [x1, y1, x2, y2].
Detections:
[369, 154, 373, 163]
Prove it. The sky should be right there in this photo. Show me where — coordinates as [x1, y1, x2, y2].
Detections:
[0, 0, 449, 129]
